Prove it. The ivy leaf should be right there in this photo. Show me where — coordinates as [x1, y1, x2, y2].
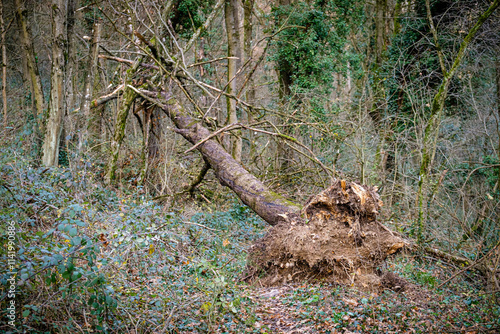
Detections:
[68, 227, 78, 237]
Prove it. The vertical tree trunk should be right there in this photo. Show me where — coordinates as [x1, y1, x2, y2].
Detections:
[15, 0, 45, 135]
[496, 54, 500, 190]
[225, 0, 242, 162]
[138, 106, 152, 186]
[243, 0, 255, 159]
[42, 0, 67, 167]
[65, 0, 77, 110]
[105, 88, 137, 184]
[243, 0, 254, 101]
[0, 0, 6, 126]
[105, 60, 141, 184]
[79, 20, 101, 150]
[65, 0, 77, 147]
[370, 0, 396, 184]
[415, 0, 500, 242]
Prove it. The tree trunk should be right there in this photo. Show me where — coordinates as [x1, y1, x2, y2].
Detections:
[224, 0, 242, 162]
[135, 88, 302, 224]
[369, 0, 397, 185]
[79, 20, 101, 150]
[105, 87, 137, 184]
[138, 105, 152, 186]
[105, 60, 141, 184]
[42, 0, 67, 167]
[243, 0, 255, 159]
[496, 54, 500, 191]
[415, 0, 500, 242]
[0, 0, 6, 126]
[15, 0, 45, 136]
[65, 0, 77, 149]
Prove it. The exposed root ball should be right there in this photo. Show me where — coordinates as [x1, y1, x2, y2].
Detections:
[245, 180, 408, 289]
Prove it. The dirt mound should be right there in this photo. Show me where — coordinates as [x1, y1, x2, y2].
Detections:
[244, 179, 408, 290]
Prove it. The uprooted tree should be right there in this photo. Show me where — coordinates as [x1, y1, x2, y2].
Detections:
[93, 27, 407, 288]
[105, 72, 408, 288]
[5, 0, 500, 297]
[85, 0, 498, 288]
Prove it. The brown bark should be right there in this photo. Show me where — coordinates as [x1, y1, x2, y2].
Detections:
[375, 0, 386, 66]
[79, 20, 101, 149]
[64, 0, 77, 149]
[496, 55, 500, 190]
[42, 0, 67, 167]
[15, 0, 45, 132]
[243, 0, 255, 157]
[225, 0, 242, 162]
[105, 87, 137, 184]
[65, 0, 77, 112]
[0, 0, 6, 126]
[133, 87, 302, 225]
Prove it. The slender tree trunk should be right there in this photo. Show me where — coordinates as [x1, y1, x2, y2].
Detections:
[224, 0, 242, 162]
[243, 0, 254, 98]
[0, 0, 6, 126]
[370, 0, 397, 184]
[65, 0, 77, 103]
[105, 87, 137, 184]
[42, 0, 67, 167]
[65, 0, 77, 149]
[243, 0, 255, 159]
[139, 105, 152, 186]
[275, 0, 295, 180]
[79, 20, 101, 150]
[496, 53, 500, 228]
[105, 60, 141, 184]
[496, 54, 500, 190]
[15, 0, 45, 136]
[415, 0, 500, 242]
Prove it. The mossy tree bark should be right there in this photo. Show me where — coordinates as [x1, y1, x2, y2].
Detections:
[15, 0, 45, 140]
[224, 0, 242, 162]
[105, 59, 142, 184]
[415, 0, 500, 242]
[41, 0, 67, 167]
[134, 88, 302, 225]
[65, 0, 77, 121]
[243, 0, 255, 159]
[105, 87, 137, 184]
[0, 0, 6, 126]
[496, 54, 500, 192]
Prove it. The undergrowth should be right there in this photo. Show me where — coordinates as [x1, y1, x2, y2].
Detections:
[1, 153, 499, 333]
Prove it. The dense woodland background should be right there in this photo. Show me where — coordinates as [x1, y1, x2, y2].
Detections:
[1, 0, 500, 332]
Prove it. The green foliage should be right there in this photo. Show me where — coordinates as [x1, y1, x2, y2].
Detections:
[0, 154, 268, 332]
[270, 0, 363, 92]
[169, 0, 216, 38]
[1, 153, 498, 332]
[384, 0, 470, 123]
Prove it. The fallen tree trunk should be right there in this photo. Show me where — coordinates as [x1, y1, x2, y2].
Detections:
[132, 87, 407, 288]
[115, 27, 406, 288]
[132, 87, 302, 225]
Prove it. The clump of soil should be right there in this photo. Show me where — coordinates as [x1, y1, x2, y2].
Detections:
[245, 179, 408, 290]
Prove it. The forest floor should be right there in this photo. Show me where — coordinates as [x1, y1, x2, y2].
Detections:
[0, 158, 499, 333]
